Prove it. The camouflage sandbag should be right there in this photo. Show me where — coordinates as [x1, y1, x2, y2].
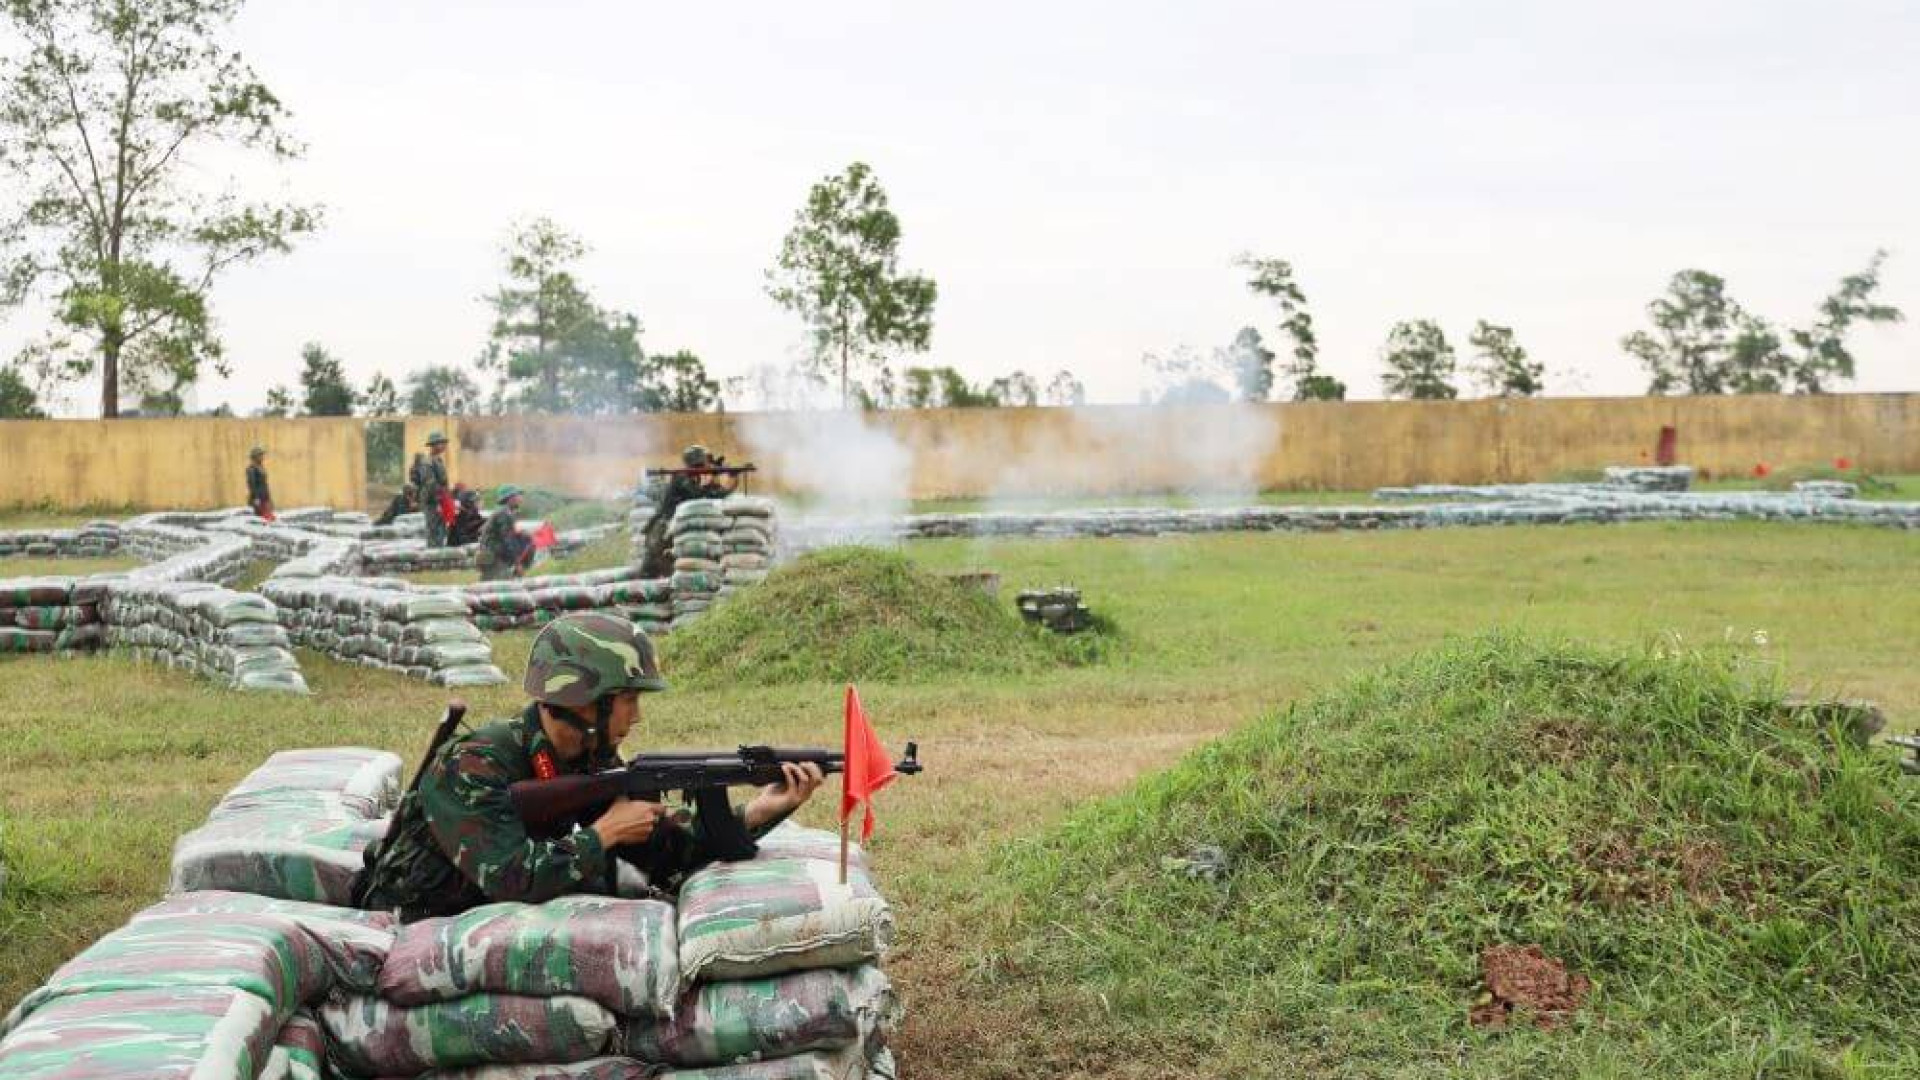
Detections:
[627, 965, 896, 1068]
[379, 895, 680, 1019]
[676, 844, 891, 985]
[660, 1045, 891, 1080]
[0, 911, 334, 1038]
[0, 578, 73, 607]
[215, 747, 403, 819]
[260, 1012, 326, 1080]
[133, 891, 396, 991]
[368, 1058, 659, 1080]
[674, 557, 721, 573]
[171, 814, 390, 905]
[436, 663, 510, 688]
[0, 985, 278, 1080]
[320, 993, 617, 1076]
[0, 627, 55, 653]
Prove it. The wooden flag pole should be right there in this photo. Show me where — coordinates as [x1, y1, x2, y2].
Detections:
[838, 813, 851, 886]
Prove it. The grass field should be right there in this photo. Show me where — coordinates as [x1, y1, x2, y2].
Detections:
[1, 517, 1916, 1077]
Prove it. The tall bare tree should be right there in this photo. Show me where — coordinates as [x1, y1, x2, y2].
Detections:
[0, 0, 320, 417]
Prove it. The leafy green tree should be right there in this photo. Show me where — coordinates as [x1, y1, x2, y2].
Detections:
[987, 370, 1039, 407]
[0, 363, 45, 417]
[1621, 270, 1741, 395]
[360, 373, 400, 417]
[1238, 255, 1337, 401]
[1223, 326, 1275, 401]
[767, 162, 937, 407]
[259, 385, 294, 417]
[480, 218, 598, 412]
[899, 365, 995, 408]
[0, 0, 320, 417]
[636, 350, 722, 413]
[1784, 250, 1903, 393]
[1380, 320, 1459, 400]
[297, 343, 355, 416]
[1466, 320, 1544, 397]
[405, 365, 482, 416]
[1045, 369, 1086, 407]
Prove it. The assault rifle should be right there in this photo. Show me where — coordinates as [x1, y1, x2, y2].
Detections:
[507, 742, 923, 860]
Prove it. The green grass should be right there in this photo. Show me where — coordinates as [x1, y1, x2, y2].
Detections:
[985, 634, 1919, 1078]
[662, 547, 1087, 688]
[0, 520, 1916, 1079]
[0, 554, 141, 577]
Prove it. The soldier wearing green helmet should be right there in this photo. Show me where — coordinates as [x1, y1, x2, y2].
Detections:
[244, 446, 275, 521]
[355, 613, 823, 921]
[475, 484, 531, 580]
[638, 444, 739, 576]
[410, 430, 452, 548]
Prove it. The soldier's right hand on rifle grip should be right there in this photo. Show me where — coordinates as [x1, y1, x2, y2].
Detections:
[593, 797, 666, 848]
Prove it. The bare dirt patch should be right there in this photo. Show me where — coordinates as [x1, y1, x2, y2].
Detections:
[1469, 944, 1592, 1030]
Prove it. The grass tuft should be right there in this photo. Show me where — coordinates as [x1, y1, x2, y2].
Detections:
[989, 632, 1920, 1077]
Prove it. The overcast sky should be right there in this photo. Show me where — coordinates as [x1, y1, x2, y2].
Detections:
[8, 0, 1917, 414]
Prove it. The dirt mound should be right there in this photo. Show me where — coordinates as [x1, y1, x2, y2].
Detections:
[1470, 944, 1591, 1030]
[999, 633, 1920, 1075]
[661, 546, 1072, 688]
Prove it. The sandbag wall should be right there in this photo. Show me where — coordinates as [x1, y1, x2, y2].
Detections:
[456, 566, 676, 635]
[0, 575, 108, 654]
[102, 580, 311, 692]
[0, 521, 121, 559]
[263, 577, 509, 687]
[0, 749, 407, 1080]
[628, 472, 669, 565]
[786, 486, 1920, 547]
[668, 497, 778, 629]
[0, 744, 904, 1080]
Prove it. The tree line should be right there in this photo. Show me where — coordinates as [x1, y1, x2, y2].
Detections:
[0, 0, 1904, 420]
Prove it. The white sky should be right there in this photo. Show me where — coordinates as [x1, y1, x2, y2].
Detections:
[7, 0, 1918, 414]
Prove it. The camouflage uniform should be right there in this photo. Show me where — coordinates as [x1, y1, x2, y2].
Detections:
[356, 614, 766, 921]
[640, 448, 730, 577]
[447, 488, 485, 546]
[245, 453, 273, 518]
[412, 437, 451, 547]
[476, 501, 530, 581]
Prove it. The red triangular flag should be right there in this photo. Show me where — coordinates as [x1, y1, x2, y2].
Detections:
[531, 522, 558, 550]
[437, 491, 458, 525]
[840, 684, 897, 841]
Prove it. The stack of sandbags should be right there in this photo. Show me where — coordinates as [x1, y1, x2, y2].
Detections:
[0, 890, 395, 1080]
[1793, 479, 1859, 499]
[0, 520, 121, 558]
[171, 748, 403, 904]
[322, 896, 681, 1078]
[713, 497, 778, 601]
[0, 575, 108, 653]
[269, 536, 363, 579]
[454, 568, 675, 634]
[101, 580, 309, 692]
[127, 533, 255, 586]
[629, 473, 670, 565]
[668, 500, 728, 628]
[358, 539, 478, 576]
[264, 578, 507, 687]
[1602, 464, 1694, 491]
[647, 824, 902, 1077]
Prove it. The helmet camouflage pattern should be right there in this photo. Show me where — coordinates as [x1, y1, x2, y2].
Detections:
[524, 613, 667, 705]
[682, 444, 710, 467]
[426, 430, 449, 446]
[249, 446, 266, 458]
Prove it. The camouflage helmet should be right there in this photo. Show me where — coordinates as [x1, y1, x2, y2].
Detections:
[425, 430, 449, 447]
[682, 444, 710, 467]
[249, 445, 267, 459]
[497, 483, 524, 505]
[524, 613, 667, 705]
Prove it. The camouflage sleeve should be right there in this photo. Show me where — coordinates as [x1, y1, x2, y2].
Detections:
[421, 740, 611, 903]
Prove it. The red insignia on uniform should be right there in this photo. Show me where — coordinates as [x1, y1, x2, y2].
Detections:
[533, 750, 558, 780]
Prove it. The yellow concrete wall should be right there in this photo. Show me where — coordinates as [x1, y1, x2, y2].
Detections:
[0, 418, 366, 510]
[3, 393, 1914, 509]
[448, 393, 1920, 500]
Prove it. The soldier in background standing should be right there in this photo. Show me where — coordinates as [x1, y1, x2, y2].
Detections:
[246, 446, 276, 521]
[411, 431, 452, 547]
